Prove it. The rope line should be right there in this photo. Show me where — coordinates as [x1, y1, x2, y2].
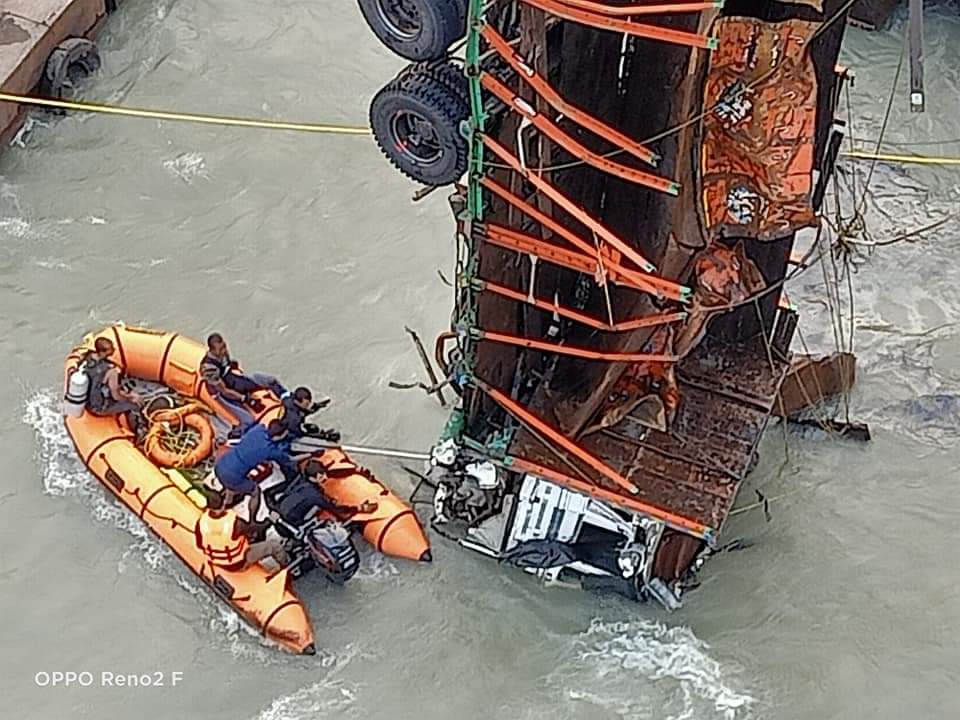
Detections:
[842, 150, 960, 166]
[0, 92, 371, 135]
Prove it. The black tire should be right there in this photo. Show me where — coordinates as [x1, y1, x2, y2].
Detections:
[398, 59, 469, 109]
[370, 74, 469, 186]
[357, 0, 467, 61]
[41, 38, 101, 100]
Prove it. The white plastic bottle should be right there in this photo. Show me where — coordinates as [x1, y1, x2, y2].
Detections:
[63, 367, 89, 417]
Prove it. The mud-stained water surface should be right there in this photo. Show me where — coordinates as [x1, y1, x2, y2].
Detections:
[2, 2, 959, 719]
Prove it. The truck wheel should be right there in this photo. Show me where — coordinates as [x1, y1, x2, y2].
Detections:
[41, 38, 101, 100]
[398, 59, 469, 109]
[370, 74, 469, 186]
[358, 0, 466, 61]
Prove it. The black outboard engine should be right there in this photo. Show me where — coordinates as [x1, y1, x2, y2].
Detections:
[264, 485, 361, 584]
[300, 521, 360, 585]
[272, 516, 360, 584]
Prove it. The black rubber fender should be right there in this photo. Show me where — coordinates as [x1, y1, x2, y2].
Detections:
[357, 0, 467, 61]
[370, 73, 469, 186]
[41, 37, 101, 100]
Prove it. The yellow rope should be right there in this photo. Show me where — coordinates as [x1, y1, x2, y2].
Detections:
[0, 91, 371, 135]
[841, 150, 960, 166]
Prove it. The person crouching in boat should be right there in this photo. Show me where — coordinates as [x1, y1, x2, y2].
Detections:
[213, 419, 298, 521]
[278, 386, 338, 440]
[275, 459, 377, 526]
[195, 506, 290, 571]
[201, 333, 287, 430]
[85, 337, 145, 436]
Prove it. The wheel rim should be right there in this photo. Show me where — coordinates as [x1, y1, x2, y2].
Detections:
[375, 0, 421, 41]
[390, 110, 443, 166]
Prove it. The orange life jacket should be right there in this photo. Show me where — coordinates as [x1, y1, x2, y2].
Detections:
[196, 510, 249, 568]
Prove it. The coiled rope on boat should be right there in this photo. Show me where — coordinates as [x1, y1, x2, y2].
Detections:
[142, 401, 215, 468]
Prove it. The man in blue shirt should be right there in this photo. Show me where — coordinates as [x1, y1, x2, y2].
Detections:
[214, 419, 298, 519]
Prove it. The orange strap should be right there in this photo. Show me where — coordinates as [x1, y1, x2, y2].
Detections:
[556, 0, 721, 16]
[519, 0, 719, 49]
[482, 134, 657, 274]
[481, 72, 679, 195]
[473, 327, 677, 363]
[477, 277, 688, 332]
[481, 178, 609, 271]
[483, 221, 691, 302]
[508, 455, 713, 539]
[482, 219, 610, 277]
[480, 24, 657, 166]
[473, 376, 640, 496]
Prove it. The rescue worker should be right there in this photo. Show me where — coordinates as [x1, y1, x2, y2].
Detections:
[213, 419, 299, 519]
[275, 459, 377, 527]
[194, 506, 290, 571]
[201, 333, 287, 429]
[84, 337, 145, 436]
[278, 386, 338, 440]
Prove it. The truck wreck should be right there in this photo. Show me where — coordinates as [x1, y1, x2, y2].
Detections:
[360, 0, 857, 607]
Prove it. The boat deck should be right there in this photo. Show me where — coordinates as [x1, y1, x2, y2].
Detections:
[510, 334, 789, 535]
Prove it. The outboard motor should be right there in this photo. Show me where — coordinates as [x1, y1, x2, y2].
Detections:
[303, 522, 359, 585]
[63, 367, 89, 418]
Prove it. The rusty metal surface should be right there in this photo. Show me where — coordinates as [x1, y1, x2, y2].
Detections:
[678, 334, 786, 411]
[701, 17, 821, 242]
[653, 530, 703, 583]
[513, 336, 789, 531]
[776, 352, 856, 417]
[617, 383, 770, 480]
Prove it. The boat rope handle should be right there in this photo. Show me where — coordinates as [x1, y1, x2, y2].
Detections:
[0, 92, 370, 135]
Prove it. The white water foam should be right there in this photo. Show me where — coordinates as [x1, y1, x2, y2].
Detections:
[252, 645, 360, 720]
[22, 389, 278, 661]
[549, 618, 755, 720]
[354, 547, 399, 583]
[163, 152, 209, 184]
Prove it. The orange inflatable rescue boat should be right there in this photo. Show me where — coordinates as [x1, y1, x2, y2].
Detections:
[62, 324, 431, 654]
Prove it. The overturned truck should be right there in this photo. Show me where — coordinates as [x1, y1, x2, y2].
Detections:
[359, 0, 853, 607]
